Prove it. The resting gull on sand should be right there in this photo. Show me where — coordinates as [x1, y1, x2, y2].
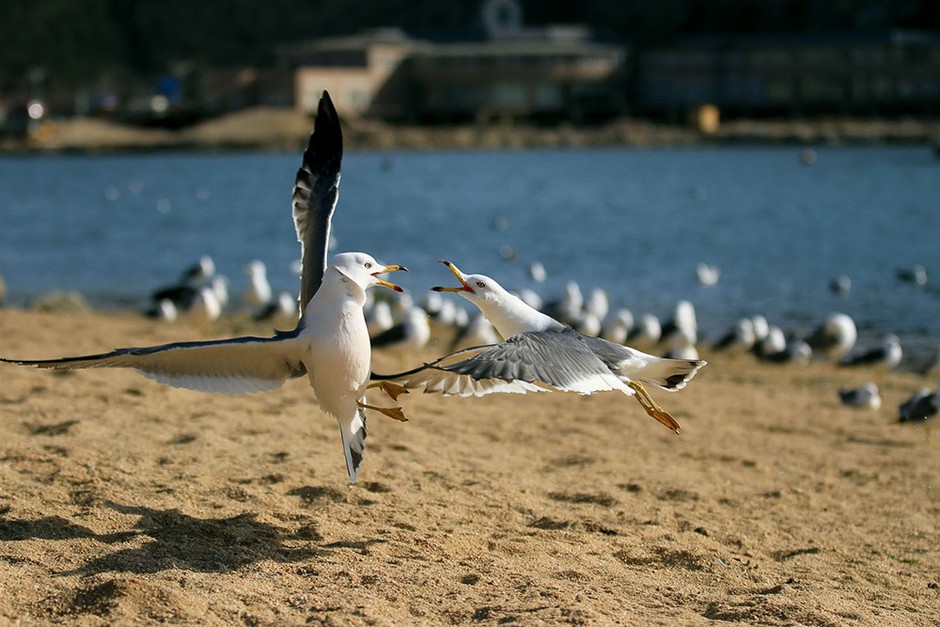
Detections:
[373, 261, 705, 433]
[1, 92, 407, 485]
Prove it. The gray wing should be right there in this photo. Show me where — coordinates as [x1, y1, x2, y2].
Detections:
[842, 347, 885, 366]
[1, 330, 308, 395]
[293, 91, 342, 312]
[372, 328, 629, 397]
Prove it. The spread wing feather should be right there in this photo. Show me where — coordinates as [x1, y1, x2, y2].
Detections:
[1, 331, 308, 395]
[580, 335, 706, 391]
[293, 91, 342, 311]
[372, 329, 631, 397]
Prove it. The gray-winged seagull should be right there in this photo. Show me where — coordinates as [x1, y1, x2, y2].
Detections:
[373, 261, 706, 433]
[1, 92, 407, 485]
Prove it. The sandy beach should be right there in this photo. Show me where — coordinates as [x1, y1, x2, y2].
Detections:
[0, 308, 936, 625]
[4, 108, 940, 154]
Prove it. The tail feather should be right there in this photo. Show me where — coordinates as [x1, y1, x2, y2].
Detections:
[337, 408, 367, 484]
[637, 358, 706, 391]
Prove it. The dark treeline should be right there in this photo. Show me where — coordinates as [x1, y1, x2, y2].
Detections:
[1, 0, 939, 86]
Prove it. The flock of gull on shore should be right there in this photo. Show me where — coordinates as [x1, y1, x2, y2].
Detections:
[0, 91, 936, 485]
[134, 247, 939, 427]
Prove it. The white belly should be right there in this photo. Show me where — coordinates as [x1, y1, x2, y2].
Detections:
[308, 309, 371, 418]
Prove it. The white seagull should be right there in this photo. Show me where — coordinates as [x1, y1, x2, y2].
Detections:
[365, 300, 395, 337]
[806, 312, 857, 361]
[841, 334, 903, 371]
[371, 306, 431, 362]
[528, 261, 547, 283]
[149, 254, 217, 311]
[713, 318, 756, 355]
[373, 261, 706, 433]
[0, 92, 407, 485]
[449, 311, 500, 351]
[243, 260, 273, 307]
[253, 291, 300, 326]
[187, 285, 223, 326]
[839, 382, 882, 410]
[695, 262, 720, 286]
[600, 309, 634, 345]
[627, 313, 662, 351]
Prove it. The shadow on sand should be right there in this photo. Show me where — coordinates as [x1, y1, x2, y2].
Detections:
[0, 501, 327, 575]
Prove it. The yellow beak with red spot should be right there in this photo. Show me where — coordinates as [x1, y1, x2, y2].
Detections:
[431, 260, 472, 293]
[373, 264, 408, 292]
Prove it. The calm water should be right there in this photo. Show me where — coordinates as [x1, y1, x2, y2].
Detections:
[0, 146, 938, 351]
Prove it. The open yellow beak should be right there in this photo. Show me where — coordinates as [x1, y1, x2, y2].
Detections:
[372, 264, 408, 292]
[431, 260, 472, 293]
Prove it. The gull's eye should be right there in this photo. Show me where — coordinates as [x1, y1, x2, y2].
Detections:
[364, 262, 373, 269]
[476, 281, 486, 288]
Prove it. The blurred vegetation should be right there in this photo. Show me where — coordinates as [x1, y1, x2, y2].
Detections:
[1, 0, 938, 85]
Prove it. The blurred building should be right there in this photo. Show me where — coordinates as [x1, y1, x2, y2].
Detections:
[287, 28, 419, 120]
[284, 0, 629, 123]
[634, 31, 940, 119]
[408, 29, 627, 124]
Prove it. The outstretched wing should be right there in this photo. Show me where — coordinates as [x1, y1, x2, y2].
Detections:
[580, 335, 706, 391]
[293, 90, 342, 312]
[1, 330, 307, 395]
[372, 328, 630, 397]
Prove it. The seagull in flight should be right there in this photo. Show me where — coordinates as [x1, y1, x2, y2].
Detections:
[373, 261, 706, 433]
[1, 92, 407, 485]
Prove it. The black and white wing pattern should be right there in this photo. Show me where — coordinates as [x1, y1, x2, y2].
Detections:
[293, 91, 342, 312]
[0, 330, 308, 395]
[580, 335, 706, 392]
[372, 328, 630, 397]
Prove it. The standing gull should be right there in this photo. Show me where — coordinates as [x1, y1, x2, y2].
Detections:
[806, 312, 857, 362]
[371, 306, 431, 362]
[600, 309, 634, 345]
[366, 300, 395, 337]
[898, 385, 938, 425]
[713, 318, 756, 355]
[0, 92, 407, 485]
[449, 312, 500, 351]
[838, 382, 882, 410]
[243, 260, 273, 308]
[841, 334, 902, 371]
[149, 254, 216, 311]
[627, 313, 662, 351]
[374, 261, 706, 433]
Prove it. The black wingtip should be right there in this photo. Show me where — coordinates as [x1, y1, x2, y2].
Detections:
[307, 90, 342, 161]
[318, 91, 336, 122]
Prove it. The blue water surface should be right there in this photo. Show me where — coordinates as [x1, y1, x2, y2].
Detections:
[1, 145, 937, 352]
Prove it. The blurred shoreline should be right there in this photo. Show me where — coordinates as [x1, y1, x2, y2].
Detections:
[3, 107, 940, 154]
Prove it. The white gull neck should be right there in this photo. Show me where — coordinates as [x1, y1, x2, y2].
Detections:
[302, 267, 366, 321]
[472, 287, 564, 339]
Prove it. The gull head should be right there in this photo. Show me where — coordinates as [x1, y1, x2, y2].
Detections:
[432, 260, 507, 308]
[332, 252, 407, 293]
[432, 260, 562, 337]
